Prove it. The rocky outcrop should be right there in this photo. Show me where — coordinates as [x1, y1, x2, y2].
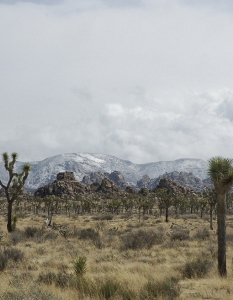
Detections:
[34, 171, 86, 198]
[107, 171, 128, 190]
[82, 171, 128, 190]
[136, 171, 207, 192]
[155, 178, 198, 196]
[136, 175, 151, 189]
[82, 172, 106, 185]
[35, 171, 125, 198]
[86, 177, 123, 195]
[125, 186, 135, 193]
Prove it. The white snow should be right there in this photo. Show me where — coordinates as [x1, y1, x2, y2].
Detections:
[79, 153, 105, 164]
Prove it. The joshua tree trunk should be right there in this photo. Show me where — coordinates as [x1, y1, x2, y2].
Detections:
[7, 201, 13, 233]
[217, 194, 227, 277]
[210, 207, 213, 230]
[165, 206, 169, 222]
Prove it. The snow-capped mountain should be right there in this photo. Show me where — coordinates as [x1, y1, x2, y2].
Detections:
[0, 153, 208, 190]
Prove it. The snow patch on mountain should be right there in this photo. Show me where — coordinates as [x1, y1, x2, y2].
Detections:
[0, 153, 208, 190]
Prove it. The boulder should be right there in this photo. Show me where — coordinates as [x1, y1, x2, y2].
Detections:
[34, 171, 86, 198]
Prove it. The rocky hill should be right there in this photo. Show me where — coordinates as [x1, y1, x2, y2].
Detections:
[34, 171, 124, 198]
[155, 178, 198, 196]
[136, 171, 207, 192]
[82, 171, 128, 190]
[0, 153, 208, 190]
[34, 171, 86, 198]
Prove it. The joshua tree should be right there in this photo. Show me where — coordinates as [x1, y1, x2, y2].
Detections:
[202, 188, 217, 230]
[208, 157, 233, 277]
[156, 188, 173, 222]
[0, 152, 31, 232]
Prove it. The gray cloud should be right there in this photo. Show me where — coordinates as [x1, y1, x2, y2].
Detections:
[1, 0, 233, 163]
[101, 0, 143, 8]
[0, 0, 63, 4]
[180, 0, 233, 10]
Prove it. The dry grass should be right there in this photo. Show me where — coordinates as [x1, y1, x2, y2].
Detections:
[0, 213, 233, 299]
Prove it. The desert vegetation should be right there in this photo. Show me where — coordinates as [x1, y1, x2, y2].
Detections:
[1, 195, 233, 299]
[1, 153, 233, 299]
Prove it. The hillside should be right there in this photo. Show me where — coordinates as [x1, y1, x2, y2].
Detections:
[0, 153, 208, 190]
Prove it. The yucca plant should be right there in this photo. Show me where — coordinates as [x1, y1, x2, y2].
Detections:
[73, 257, 87, 277]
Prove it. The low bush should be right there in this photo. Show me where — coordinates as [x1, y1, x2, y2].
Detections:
[205, 244, 217, 258]
[55, 271, 72, 288]
[98, 279, 121, 300]
[38, 272, 57, 285]
[9, 273, 33, 288]
[0, 251, 8, 271]
[194, 227, 210, 240]
[120, 228, 165, 250]
[24, 226, 39, 238]
[44, 231, 58, 240]
[1, 287, 61, 300]
[119, 288, 135, 300]
[3, 247, 24, 262]
[182, 256, 213, 279]
[170, 227, 190, 241]
[140, 277, 180, 300]
[9, 230, 25, 245]
[79, 228, 100, 241]
[92, 215, 113, 221]
[74, 277, 97, 297]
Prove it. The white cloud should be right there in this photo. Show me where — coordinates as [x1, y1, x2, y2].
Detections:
[0, 0, 233, 163]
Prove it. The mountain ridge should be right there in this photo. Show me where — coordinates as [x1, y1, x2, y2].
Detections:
[0, 152, 208, 190]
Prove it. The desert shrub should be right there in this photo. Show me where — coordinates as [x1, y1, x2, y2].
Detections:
[38, 272, 57, 285]
[74, 277, 97, 297]
[3, 247, 24, 262]
[93, 237, 104, 249]
[92, 215, 113, 221]
[120, 228, 164, 250]
[36, 246, 45, 255]
[73, 257, 87, 277]
[140, 277, 180, 300]
[79, 228, 100, 241]
[44, 231, 58, 240]
[24, 226, 46, 242]
[170, 227, 190, 241]
[98, 279, 121, 300]
[9, 273, 33, 288]
[0, 251, 8, 271]
[55, 271, 72, 288]
[194, 227, 210, 240]
[9, 230, 25, 245]
[2, 287, 61, 300]
[205, 244, 217, 258]
[183, 214, 198, 219]
[24, 226, 40, 238]
[34, 229, 47, 243]
[182, 257, 213, 279]
[162, 239, 189, 249]
[226, 233, 233, 243]
[119, 287, 135, 300]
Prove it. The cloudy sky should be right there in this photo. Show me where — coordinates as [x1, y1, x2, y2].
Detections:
[0, 0, 233, 164]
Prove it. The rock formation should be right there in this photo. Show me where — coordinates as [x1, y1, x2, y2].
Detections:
[85, 178, 123, 195]
[107, 171, 128, 190]
[136, 171, 207, 192]
[82, 172, 106, 185]
[82, 171, 128, 190]
[34, 171, 86, 198]
[136, 175, 151, 189]
[155, 178, 198, 196]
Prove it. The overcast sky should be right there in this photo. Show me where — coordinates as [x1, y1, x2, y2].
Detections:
[0, 0, 233, 163]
